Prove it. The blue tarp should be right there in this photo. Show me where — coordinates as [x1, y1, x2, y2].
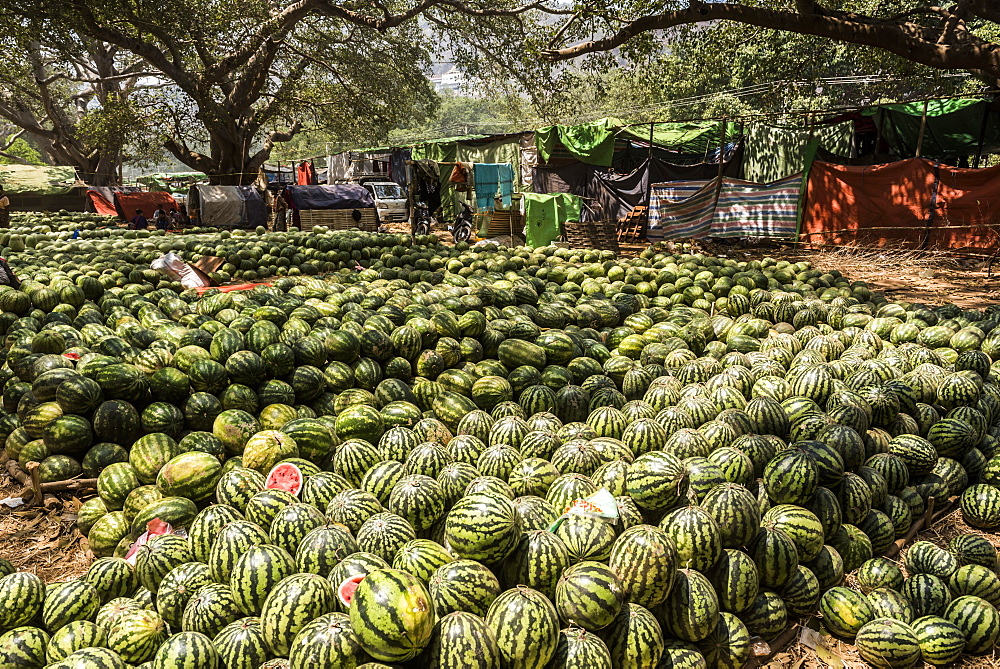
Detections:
[284, 184, 374, 210]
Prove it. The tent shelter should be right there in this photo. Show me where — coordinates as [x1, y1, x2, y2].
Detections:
[114, 191, 178, 221]
[283, 184, 378, 231]
[0, 165, 85, 211]
[187, 185, 266, 229]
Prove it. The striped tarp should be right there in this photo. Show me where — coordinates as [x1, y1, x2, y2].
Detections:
[646, 179, 717, 241]
[647, 174, 803, 241]
[711, 174, 803, 239]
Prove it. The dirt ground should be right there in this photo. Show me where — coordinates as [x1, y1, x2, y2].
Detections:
[700, 241, 1000, 311]
[0, 464, 91, 582]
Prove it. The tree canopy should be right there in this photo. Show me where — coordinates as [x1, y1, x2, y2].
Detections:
[541, 0, 1000, 88]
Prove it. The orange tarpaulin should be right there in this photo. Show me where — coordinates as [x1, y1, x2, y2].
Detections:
[115, 191, 177, 221]
[802, 159, 1000, 252]
[86, 190, 118, 216]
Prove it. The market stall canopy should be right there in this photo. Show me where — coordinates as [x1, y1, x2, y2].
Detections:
[188, 185, 265, 228]
[0, 165, 81, 194]
[284, 184, 374, 210]
[114, 191, 178, 220]
[863, 98, 1000, 159]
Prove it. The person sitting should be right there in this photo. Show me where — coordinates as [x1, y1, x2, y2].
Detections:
[131, 209, 148, 230]
[153, 204, 169, 229]
[169, 208, 182, 229]
[178, 204, 190, 226]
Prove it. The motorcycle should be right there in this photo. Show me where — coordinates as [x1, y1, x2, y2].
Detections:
[449, 202, 474, 243]
[412, 200, 435, 236]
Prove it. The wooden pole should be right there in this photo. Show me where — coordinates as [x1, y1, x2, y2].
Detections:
[915, 99, 930, 158]
[973, 99, 993, 169]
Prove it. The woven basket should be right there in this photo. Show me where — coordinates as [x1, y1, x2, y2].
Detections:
[564, 219, 620, 253]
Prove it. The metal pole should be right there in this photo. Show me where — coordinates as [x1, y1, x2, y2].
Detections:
[915, 100, 930, 158]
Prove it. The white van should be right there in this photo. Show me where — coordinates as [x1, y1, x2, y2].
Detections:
[359, 178, 408, 225]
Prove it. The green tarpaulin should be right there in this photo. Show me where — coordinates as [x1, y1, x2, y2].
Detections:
[536, 118, 623, 167]
[743, 121, 854, 184]
[863, 98, 1000, 159]
[619, 120, 741, 156]
[523, 192, 581, 248]
[0, 165, 79, 194]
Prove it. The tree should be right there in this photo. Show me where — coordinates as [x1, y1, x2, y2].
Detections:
[0, 25, 158, 185]
[540, 0, 1000, 87]
[7, 0, 554, 184]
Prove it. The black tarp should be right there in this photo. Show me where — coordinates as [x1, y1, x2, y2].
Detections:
[284, 184, 375, 210]
[532, 146, 744, 222]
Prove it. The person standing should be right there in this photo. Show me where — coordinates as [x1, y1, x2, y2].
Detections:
[0, 186, 9, 229]
[273, 192, 288, 231]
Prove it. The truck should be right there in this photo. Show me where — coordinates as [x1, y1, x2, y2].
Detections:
[357, 176, 408, 226]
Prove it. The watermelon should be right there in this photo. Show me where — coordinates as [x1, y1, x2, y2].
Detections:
[348, 569, 435, 662]
[486, 586, 560, 669]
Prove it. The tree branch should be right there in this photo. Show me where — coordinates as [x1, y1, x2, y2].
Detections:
[542, 2, 1000, 81]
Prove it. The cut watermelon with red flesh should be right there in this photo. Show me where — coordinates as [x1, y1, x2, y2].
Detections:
[338, 575, 365, 608]
[265, 463, 303, 496]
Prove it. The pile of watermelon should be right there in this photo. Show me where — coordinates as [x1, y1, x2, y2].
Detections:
[1, 227, 1000, 667]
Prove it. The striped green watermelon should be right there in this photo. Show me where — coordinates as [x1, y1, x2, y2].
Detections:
[866, 587, 915, 623]
[423, 611, 501, 669]
[106, 608, 168, 664]
[84, 557, 136, 603]
[44, 620, 104, 664]
[658, 569, 719, 642]
[736, 589, 786, 639]
[347, 569, 434, 662]
[229, 545, 297, 616]
[260, 573, 336, 657]
[212, 618, 269, 669]
[298, 526, 360, 576]
[0, 626, 50, 668]
[854, 618, 921, 668]
[287, 612, 364, 668]
[910, 615, 966, 666]
[608, 525, 678, 610]
[696, 611, 751, 669]
[699, 483, 760, 548]
[42, 579, 101, 632]
[392, 539, 454, 585]
[156, 451, 222, 502]
[855, 558, 904, 593]
[268, 502, 327, 555]
[214, 468, 265, 513]
[944, 594, 1000, 654]
[207, 520, 270, 583]
[426, 558, 500, 618]
[150, 631, 220, 669]
[155, 562, 215, 629]
[486, 586, 559, 669]
[950, 533, 998, 569]
[45, 647, 126, 669]
[819, 586, 873, 638]
[626, 451, 688, 511]
[554, 561, 624, 631]
[444, 492, 522, 564]
[498, 530, 571, 600]
[181, 583, 243, 638]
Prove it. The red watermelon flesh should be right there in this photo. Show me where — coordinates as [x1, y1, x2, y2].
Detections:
[264, 463, 303, 496]
[338, 575, 365, 608]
